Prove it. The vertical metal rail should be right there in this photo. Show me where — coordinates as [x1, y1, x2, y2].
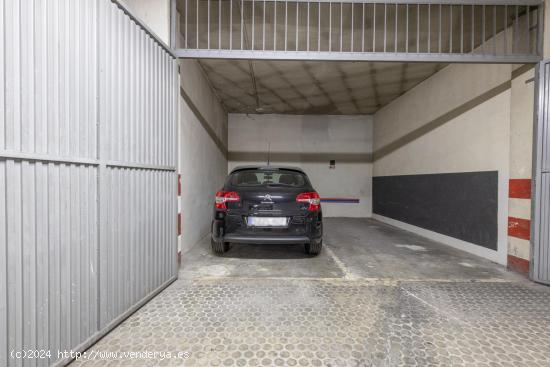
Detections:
[512, 6, 519, 53]
[406, 4, 409, 53]
[493, 5, 497, 54]
[274, 0, 277, 50]
[471, 4, 475, 53]
[438, 4, 442, 53]
[460, 5, 464, 54]
[307, 2, 310, 51]
[450, 5, 453, 53]
[171, 0, 177, 48]
[394, 4, 398, 53]
[417, 4, 420, 53]
[296, 1, 299, 50]
[285, 0, 288, 51]
[428, 4, 431, 53]
[527, 5, 531, 54]
[537, 2, 544, 57]
[329, 1, 332, 51]
[351, 2, 354, 52]
[319, 1, 322, 51]
[372, 3, 376, 52]
[361, 2, 365, 52]
[503, 5, 508, 53]
[482, 4, 486, 54]
[185, 0, 188, 48]
[383, 3, 387, 53]
[252, 0, 255, 49]
[339, 1, 343, 52]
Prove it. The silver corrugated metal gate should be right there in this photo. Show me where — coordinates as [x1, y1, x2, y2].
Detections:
[0, 0, 179, 366]
[532, 60, 550, 285]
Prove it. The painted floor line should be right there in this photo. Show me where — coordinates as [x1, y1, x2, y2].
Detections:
[324, 244, 358, 280]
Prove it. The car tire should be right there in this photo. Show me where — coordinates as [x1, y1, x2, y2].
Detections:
[305, 240, 322, 255]
[211, 237, 229, 254]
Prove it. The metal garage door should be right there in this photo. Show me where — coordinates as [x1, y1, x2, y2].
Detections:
[0, 1, 178, 366]
[532, 61, 550, 285]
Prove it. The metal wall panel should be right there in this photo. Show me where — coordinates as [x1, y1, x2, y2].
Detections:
[1, 0, 178, 366]
[100, 169, 176, 326]
[3, 0, 98, 159]
[101, 0, 176, 168]
[97, 0, 178, 331]
[533, 173, 550, 282]
[532, 61, 550, 285]
[1, 161, 99, 367]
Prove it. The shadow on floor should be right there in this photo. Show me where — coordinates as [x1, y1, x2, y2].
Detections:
[179, 232, 343, 279]
[221, 242, 314, 260]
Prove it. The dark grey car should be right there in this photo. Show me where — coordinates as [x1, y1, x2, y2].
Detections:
[211, 166, 323, 255]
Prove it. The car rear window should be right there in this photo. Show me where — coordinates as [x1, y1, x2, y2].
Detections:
[230, 170, 307, 187]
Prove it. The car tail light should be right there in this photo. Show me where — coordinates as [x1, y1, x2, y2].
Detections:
[215, 191, 240, 210]
[296, 192, 321, 212]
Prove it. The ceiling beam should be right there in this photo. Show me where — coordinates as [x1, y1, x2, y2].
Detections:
[174, 49, 541, 64]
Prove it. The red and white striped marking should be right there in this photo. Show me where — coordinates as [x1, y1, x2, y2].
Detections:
[509, 178, 531, 199]
[507, 178, 531, 275]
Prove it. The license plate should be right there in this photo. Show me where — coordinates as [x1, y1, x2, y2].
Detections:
[247, 217, 288, 227]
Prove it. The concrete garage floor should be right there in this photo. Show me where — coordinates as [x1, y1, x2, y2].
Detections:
[72, 218, 550, 367]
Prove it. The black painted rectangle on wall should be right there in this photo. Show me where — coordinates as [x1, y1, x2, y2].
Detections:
[373, 171, 498, 250]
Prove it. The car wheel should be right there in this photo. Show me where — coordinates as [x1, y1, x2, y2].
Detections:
[211, 237, 229, 254]
[305, 240, 322, 255]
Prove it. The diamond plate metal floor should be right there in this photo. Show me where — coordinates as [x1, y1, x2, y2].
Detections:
[71, 219, 550, 367]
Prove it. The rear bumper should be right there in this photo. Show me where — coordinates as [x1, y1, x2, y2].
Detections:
[223, 234, 312, 244]
[211, 218, 322, 245]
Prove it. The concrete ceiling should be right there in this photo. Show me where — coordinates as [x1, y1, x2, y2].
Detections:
[199, 60, 446, 115]
[178, 1, 522, 115]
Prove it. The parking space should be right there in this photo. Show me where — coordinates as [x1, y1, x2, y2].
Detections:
[181, 218, 517, 282]
[71, 219, 550, 367]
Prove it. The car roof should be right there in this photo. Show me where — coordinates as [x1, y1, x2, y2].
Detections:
[229, 165, 305, 174]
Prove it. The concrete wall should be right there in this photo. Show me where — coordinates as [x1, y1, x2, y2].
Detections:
[507, 67, 535, 274]
[175, 8, 228, 256]
[228, 114, 373, 217]
[172, 3, 230, 255]
[122, 0, 171, 44]
[373, 63, 520, 265]
[178, 61, 228, 254]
